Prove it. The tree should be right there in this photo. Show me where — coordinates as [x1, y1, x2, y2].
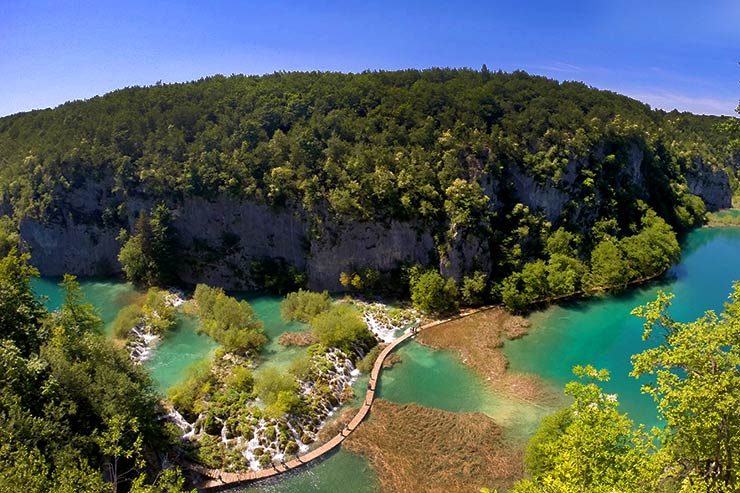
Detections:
[546, 253, 586, 298]
[501, 260, 549, 312]
[118, 203, 175, 287]
[310, 304, 376, 354]
[280, 289, 332, 322]
[254, 368, 302, 417]
[55, 274, 103, 337]
[192, 284, 266, 354]
[621, 210, 680, 280]
[512, 366, 656, 493]
[0, 249, 47, 356]
[461, 271, 488, 306]
[631, 287, 740, 491]
[444, 178, 490, 231]
[409, 269, 458, 315]
[585, 239, 628, 291]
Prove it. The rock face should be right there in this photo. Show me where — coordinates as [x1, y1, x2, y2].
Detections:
[173, 197, 309, 289]
[308, 221, 435, 291]
[685, 158, 733, 211]
[16, 147, 734, 290]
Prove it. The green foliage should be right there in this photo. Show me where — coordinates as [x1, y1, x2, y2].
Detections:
[0, 216, 20, 257]
[0, 251, 169, 491]
[501, 260, 549, 312]
[111, 288, 177, 340]
[254, 368, 302, 418]
[118, 203, 175, 287]
[460, 271, 488, 306]
[409, 268, 458, 315]
[280, 289, 332, 322]
[546, 254, 586, 297]
[0, 249, 47, 355]
[620, 210, 680, 280]
[310, 304, 376, 353]
[444, 178, 490, 231]
[518, 283, 740, 493]
[585, 238, 629, 291]
[168, 358, 216, 418]
[224, 366, 254, 394]
[112, 303, 144, 339]
[631, 287, 740, 491]
[356, 345, 382, 373]
[192, 284, 266, 354]
[513, 366, 656, 493]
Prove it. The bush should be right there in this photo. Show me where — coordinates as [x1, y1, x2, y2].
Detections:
[111, 303, 144, 339]
[409, 269, 458, 315]
[168, 358, 216, 418]
[254, 368, 302, 417]
[280, 289, 332, 322]
[110, 288, 176, 339]
[460, 271, 488, 306]
[193, 284, 267, 354]
[310, 305, 376, 353]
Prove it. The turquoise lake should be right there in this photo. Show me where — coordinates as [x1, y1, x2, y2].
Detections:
[29, 226, 740, 491]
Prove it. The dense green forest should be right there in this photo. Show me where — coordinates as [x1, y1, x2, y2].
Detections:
[0, 69, 738, 310]
[0, 252, 188, 492]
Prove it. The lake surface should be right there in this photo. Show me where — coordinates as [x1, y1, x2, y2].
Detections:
[30, 226, 740, 491]
[505, 227, 740, 427]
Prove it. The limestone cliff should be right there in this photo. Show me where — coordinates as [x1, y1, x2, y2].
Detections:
[16, 147, 734, 290]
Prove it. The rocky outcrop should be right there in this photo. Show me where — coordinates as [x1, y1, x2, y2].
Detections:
[307, 221, 435, 291]
[20, 216, 121, 276]
[685, 158, 732, 211]
[173, 197, 309, 289]
[16, 145, 734, 290]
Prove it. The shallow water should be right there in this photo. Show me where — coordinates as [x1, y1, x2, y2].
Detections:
[30, 226, 740, 491]
[146, 314, 219, 393]
[504, 227, 740, 427]
[378, 341, 549, 439]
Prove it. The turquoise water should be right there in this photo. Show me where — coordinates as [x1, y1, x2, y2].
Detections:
[30, 226, 740, 491]
[31, 277, 139, 330]
[146, 314, 219, 393]
[236, 449, 378, 493]
[378, 341, 550, 438]
[504, 227, 740, 427]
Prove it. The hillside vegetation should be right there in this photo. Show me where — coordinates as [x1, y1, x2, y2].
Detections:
[0, 69, 738, 309]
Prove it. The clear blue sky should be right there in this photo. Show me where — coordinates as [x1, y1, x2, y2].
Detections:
[1, 0, 738, 117]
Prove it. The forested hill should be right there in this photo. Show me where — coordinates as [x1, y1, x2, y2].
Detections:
[0, 69, 738, 303]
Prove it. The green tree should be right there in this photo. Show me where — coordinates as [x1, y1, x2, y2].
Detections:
[192, 284, 266, 354]
[118, 203, 175, 287]
[310, 304, 376, 353]
[280, 289, 332, 322]
[254, 367, 302, 417]
[512, 366, 656, 493]
[585, 239, 629, 291]
[546, 253, 586, 298]
[409, 269, 458, 315]
[444, 178, 490, 231]
[0, 249, 47, 356]
[460, 271, 488, 306]
[501, 260, 549, 312]
[631, 287, 740, 491]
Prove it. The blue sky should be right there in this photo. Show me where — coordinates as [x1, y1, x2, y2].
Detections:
[1, 0, 738, 117]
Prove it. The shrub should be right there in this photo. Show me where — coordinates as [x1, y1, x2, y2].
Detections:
[280, 289, 332, 322]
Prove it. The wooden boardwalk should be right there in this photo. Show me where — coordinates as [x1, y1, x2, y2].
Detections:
[189, 307, 493, 491]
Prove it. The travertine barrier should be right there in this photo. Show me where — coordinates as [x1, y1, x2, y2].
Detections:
[189, 306, 494, 491]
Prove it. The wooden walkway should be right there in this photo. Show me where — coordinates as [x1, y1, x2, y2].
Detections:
[189, 307, 494, 491]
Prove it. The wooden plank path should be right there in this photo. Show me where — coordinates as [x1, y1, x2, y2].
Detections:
[188, 306, 494, 491]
